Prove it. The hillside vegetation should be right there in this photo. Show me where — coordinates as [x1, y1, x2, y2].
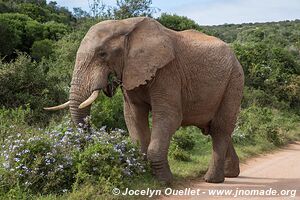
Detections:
[0, 1, 299, 199]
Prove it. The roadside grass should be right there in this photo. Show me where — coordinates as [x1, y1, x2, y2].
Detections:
[1, 106, 299, 200]
[60, 121, 300, 200]
[171, 126, 300, 179]
[169, 124, 300, 184]
[67, 125, 300, 200]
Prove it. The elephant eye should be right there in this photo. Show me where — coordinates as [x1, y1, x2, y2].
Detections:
[99, 52, 107, 58]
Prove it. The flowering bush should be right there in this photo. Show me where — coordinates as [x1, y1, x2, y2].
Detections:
[0, 117, 148, 195]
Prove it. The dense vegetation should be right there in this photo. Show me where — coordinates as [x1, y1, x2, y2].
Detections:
[0, 0, 299, 199]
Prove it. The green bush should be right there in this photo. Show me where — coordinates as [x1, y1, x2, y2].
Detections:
[172, 128, 195, 151]
[242, 86, 288, 110]
[169, 127, 196, 161]
[0, 53, 67, 124]
[158, 13, 201, 31]
[75, 136, 146, 192]
[30, 39, 54, 61]
[169, 145, 191, 162]
[0, 12, 70, 59]
[43, 21, 70, 40]
[91, 89, 126, 130]
[233, 105, 300, 146]
[0, 13, 44, 55]
[17, 3, 50, 23]
[45, 23, 91, 88]
[0, 117, 148, 196]
[233, 42, 300, 109]
[0, 16, 22, 56]
[285, 75, 300, 113]
[0, 106, 31, 142]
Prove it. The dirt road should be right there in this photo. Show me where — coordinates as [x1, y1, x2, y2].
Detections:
[160, 142, 300, 200]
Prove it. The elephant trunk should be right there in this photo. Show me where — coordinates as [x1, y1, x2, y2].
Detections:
[69, 86, 92, 126]
[68, 52, 111, 126]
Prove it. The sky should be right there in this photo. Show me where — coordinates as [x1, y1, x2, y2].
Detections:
[48, 0, 300, 25]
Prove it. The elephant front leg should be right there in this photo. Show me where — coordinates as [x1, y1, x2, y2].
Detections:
[147, 109, 182, 184]
[124, 101, 151, 155]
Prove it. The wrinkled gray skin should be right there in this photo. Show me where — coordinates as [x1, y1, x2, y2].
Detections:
[69, 17, 244, 184]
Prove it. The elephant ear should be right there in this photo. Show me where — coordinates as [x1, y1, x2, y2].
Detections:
[122, 17, 175, 90]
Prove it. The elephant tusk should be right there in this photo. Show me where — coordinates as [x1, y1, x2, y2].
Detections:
[78, 90, 99, 109]
[44, 101, 70, 111]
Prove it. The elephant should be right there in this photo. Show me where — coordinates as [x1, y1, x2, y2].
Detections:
[45, 17, 244, 184]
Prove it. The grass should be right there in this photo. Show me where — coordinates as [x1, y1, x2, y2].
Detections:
[66, 125, 300, 200]
[169, 125, 300, 185]
[1, 106, 300, 200]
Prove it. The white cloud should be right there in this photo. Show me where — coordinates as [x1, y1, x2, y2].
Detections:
[49, 0, 300, 25]
[170, 0, 300, 25]
[48, 0, 116, 12]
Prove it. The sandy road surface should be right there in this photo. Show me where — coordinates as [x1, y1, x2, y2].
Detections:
[160, 142, 300, 200]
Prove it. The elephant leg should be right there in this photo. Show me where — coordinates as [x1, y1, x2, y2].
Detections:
[147, 108, 182, 184]
[204, 129, 230, 183]
[224, 139, 240, 177]
[124, 101, 151, 155]
[204, 69, 243, 183]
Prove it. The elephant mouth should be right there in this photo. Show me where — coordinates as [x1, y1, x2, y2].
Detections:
[103, 73, 121, 97]
[103, 84, 114, 97]
[44, 73, 120, 111]
[79, 76, 120, 109]
[78, 90, 100, 109]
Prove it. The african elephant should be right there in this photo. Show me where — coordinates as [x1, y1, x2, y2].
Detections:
[45, 17, 244, 184]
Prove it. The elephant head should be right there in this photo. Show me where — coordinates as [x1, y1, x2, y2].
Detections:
[44, 17, 175, 125]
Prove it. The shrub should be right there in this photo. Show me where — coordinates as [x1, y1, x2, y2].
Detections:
[172, 128, 195, 151]
[233, 105, 300, 146]
[17, 3, 50, 23]
[158, 13, 201, 31]
[30, 39, 54, 61]
[169, 144, 191, 162]
[0, 16, 22, 56]
[0, 106, 31, 143]
[75, 135, 146, 193]
[46, 26, 89, 87]
[285, 75, 300, 113]
[43, 21, 70, 40]
[0, 13, 44, 56]
[0, 117, 148, 195]
[0, 53, 67, 124]
[169, 127, 196, 161]
[241, 86, 288, 110]
[91, 89, 126, 130]
[232, 41, 300, 111]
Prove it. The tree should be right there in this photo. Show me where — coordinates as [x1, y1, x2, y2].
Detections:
[30, 39, 54, 61]
[17, 3, 49, 22]
[157, 13, 201, 31]
[87, 0, 158, 19]
[73, 7, 89, 19]
[43, 21, 70, 40]
[233, 41, 300, 108]
[0, 16, 22, 56]
[0, 53, 67, 124]
[113, 0, 158, 19]
[88, 0, 112, 19]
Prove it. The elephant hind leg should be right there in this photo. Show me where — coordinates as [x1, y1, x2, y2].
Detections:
[204, 68, 243, 183]
[224, 139, 240, 177]
[204, 125, 230, 183]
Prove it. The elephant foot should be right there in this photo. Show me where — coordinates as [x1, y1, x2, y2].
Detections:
[224, 159, 240, 178]
[151, 161, 173, 185]
[224, 148, 240, 178]
[204, 168, 225, 183]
